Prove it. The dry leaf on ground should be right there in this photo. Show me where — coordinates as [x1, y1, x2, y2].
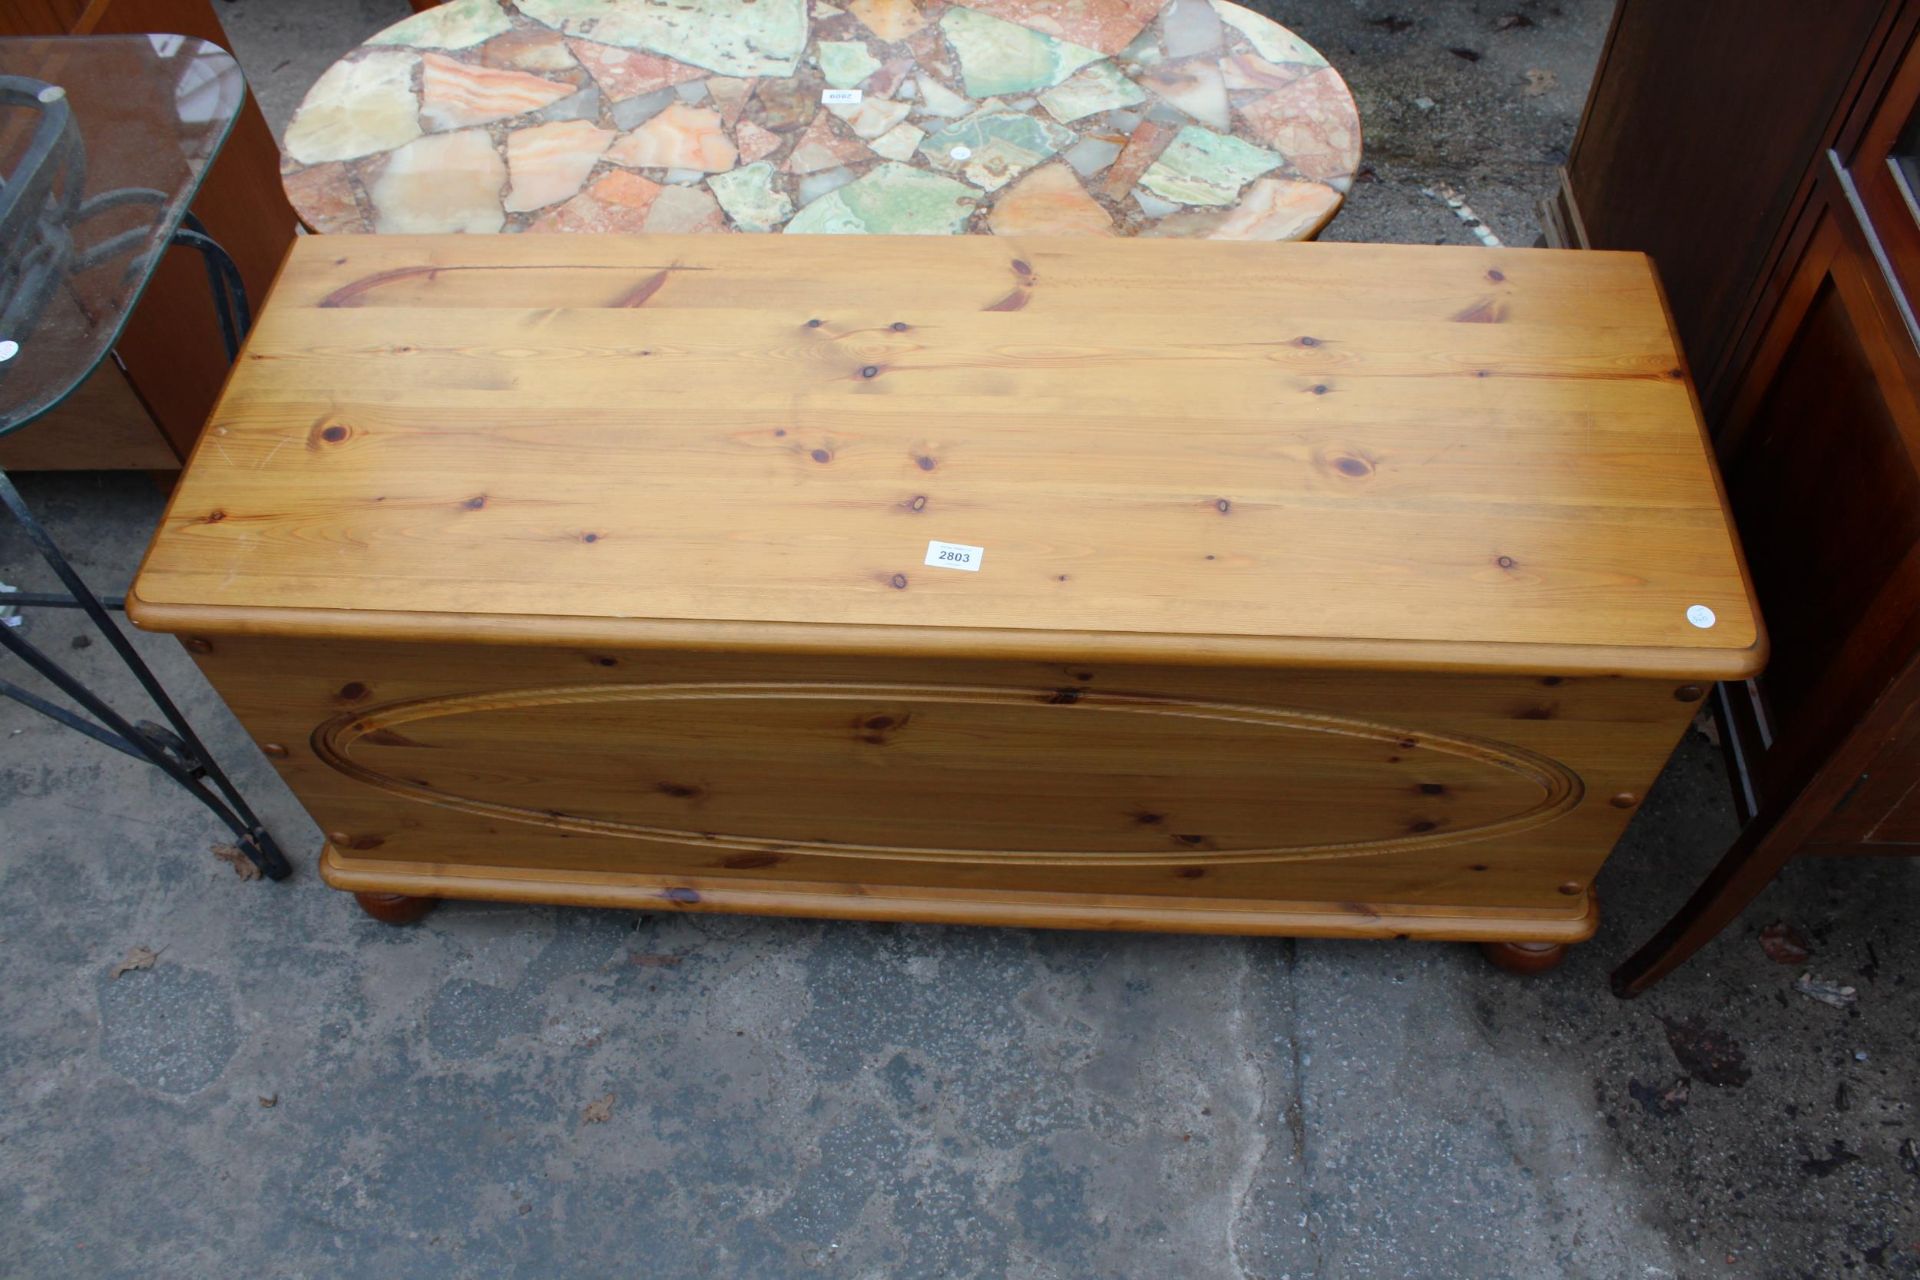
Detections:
[1628, 1075, 1691, 1116]
[581, 1093, 616, 1125]
[212, 842, 263, 881]
[1523, 68, 1558, 95]
[1758, 921, 1811, 965]
[1659, 1016, 1751, 1087]
[109, 946, 159, 978]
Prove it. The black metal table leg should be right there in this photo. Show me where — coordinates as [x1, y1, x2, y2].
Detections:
[0, 54, 288, 881]
[173, 214, 251, 364]
[0, 466, 290, 879]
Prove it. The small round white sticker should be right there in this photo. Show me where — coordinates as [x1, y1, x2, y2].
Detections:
[1686, 604, 1716, 629]
[949, 145, 972, 161]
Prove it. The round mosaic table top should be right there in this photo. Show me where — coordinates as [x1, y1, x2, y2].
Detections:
[280, 0, 1361, 239]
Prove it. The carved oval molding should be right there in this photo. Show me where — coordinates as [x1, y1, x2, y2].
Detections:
[312, 683, 1584, 866]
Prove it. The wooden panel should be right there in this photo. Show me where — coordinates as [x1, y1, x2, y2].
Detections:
[1566, 0, 1888, 401]
[1719, 207, 1920, 806]
[129, 235, 1761, 677]
[1727, 273, 1920, 732]
[1604, 13, 1920, 989]
[1845, 20, 1920, 332]
[1537, 167, 1590, 252]
[0, 361, 178, 471]
[183, 634, 1703, 935]
[1861, 781, 1920, 845]
[1809, 684, 1920, 848]
[0, 0, 88, 36]
[1812, 29, 1920, 852]
[316, 683, 1585, 862]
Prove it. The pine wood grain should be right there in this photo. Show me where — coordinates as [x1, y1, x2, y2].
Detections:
[319, 847, 1602, 942]
[130, 235, 1763, 679]
[131, 235, 1761, 942]
[185, 635, 1688, 936]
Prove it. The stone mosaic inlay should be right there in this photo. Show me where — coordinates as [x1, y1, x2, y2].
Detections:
[280, 0, 1360, 238]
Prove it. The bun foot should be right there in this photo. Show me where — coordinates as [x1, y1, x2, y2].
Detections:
[353, 892, 437, 925]
[1479, 940, 1568, 974]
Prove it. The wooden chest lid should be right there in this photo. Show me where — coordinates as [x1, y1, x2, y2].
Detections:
[131, 235, 1762, 678]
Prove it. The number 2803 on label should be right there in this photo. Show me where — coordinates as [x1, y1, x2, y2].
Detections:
[923, 540, 985, 572]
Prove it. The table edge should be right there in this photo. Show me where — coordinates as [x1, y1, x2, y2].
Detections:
[124, 591, 1768, 680]
[0, 33, 245, 435]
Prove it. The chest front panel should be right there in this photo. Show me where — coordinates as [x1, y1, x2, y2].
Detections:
[190, 635, 1696, 931]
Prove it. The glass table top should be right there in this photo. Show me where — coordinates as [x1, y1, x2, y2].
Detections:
[0, 35, 244, 438]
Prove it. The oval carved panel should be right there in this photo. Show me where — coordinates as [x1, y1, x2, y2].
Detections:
[312, 683, 1584, 866]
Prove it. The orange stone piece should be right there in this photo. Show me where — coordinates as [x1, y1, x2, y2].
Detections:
[989, 162, 1114, 236]
[527, 170, 663, 233]
[567, 38, 706, 102]
[607, 103, 739, 172]
[419, 52, 575, 131]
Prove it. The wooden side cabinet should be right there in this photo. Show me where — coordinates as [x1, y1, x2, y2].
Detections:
[0, 0, 296, 472]
[1572, 6, 1920, 992]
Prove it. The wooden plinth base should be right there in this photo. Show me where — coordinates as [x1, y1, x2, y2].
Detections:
[352, 891, 438, 926]
[1479, 940, 1569, 974]
[321, 845, 1598, 943]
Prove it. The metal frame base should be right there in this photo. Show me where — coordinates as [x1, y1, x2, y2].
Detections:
[0, 175, 285, 877]
[0, 467, 290, 878]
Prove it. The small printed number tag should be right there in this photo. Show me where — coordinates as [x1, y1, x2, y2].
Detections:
[924, 540, 984, 572]
[821, 88, 862, 104]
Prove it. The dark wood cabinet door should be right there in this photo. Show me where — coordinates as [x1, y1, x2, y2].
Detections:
[1567, 0, 1892, 406]
[1718, 202, 1920, 816]
[1809, 681, 1920, 851]
[1847, 22, 1920, 319]
[1604, 8, 1920, 991]
[1789, 34, 1920, 856]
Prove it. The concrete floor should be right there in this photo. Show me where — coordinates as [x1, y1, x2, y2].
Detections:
[2, 2, 1917, 1276]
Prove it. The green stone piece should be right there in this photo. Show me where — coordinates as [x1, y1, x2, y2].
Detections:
[818, 40, 882, 89]
[1138, 125, 1280, 206]
[784, 162, 977, 234]
[918, 104, 1075, 191]
[708, 162, 794, 232]
[1208, 0, 1327, 67]
[367, 0, 512, 49]
[1118, 29, 1163, 66]
[938, 8, 1103, 98]
[915, 75, 972, 117]
[1038, 60, 1146, 124]
[517, 0, 807, 76]
[868, 121, 925, 161]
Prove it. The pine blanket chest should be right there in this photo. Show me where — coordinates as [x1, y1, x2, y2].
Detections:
[130, 235, 1762, 957]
